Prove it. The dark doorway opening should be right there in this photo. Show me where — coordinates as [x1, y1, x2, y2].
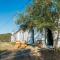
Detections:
[46, 28, 53, 46]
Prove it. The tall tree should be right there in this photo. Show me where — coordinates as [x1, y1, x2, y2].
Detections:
[15, 13, 35, 43]
[27, 0, 60, 46]
[16, 0, 60, 45]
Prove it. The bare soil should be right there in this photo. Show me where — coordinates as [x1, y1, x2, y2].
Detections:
[0, 47, 60, 60]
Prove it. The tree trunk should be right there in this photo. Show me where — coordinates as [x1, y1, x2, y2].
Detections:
[45, 28, 47, 45]
[55, 20, 59, 48]
[29, 28, 34, 44]
[55, 17, 59, 48]
[57, 30, 59, 47]
[31, 28, 34, 43]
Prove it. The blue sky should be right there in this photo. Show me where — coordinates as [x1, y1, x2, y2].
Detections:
[0, 0, 32, 34]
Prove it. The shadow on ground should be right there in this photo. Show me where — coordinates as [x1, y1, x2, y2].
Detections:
[1, 48, 60, 60]
[14, 49, 41, 60]
[13, 48, 60, 60]
[40, 49, 60, 60]
[0, 50, 12, 60]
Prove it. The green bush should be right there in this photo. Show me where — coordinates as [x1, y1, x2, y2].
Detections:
[0, 33, 11, 42]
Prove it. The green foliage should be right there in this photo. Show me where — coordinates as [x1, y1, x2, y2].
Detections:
[0, 33, 11, 42]
[16, 0, 60, 31]
[29, 0, 60, 30]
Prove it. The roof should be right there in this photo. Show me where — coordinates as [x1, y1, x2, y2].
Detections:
[12, 24, 27, 35]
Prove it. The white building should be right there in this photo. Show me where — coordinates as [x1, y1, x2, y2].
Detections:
[11, 29, 28, 42]
[11, 28, 44, 42]
[11, 18, 60, 48]
[11, 28, 60, 48]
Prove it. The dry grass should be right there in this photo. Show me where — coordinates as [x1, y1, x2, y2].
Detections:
[0, 42, 15, 52]
[0, 42, 42, 52]
[1, 42, 60, 60]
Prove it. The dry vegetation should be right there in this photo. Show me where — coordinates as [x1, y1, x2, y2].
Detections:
[0, 42, 15, 52]
[0, 42, 39, 52]
[0, 42, 60, 60]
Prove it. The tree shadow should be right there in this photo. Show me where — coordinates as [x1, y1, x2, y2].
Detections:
[14, 48, 41, 60]
[1, 47, 60, 60]
[40, 48, 60, 60]
[0, 50, 12, 60]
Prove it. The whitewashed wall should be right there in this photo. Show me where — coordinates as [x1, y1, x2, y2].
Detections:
[11, 30, 29, 42]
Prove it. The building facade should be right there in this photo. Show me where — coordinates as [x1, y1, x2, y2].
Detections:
[11, 28, 60, 48]
[11, 18, 60, 48]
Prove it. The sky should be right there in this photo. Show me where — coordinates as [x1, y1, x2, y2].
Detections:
[0, 0, 32, 34]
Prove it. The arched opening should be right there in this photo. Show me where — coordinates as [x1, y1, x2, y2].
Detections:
[46, 28, 53, 47]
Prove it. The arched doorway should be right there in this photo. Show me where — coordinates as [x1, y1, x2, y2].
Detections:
[46, 28, 53, 47]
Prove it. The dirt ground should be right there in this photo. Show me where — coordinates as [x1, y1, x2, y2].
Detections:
[0, 42, 60, 60]
[0, 47, 60, 60]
